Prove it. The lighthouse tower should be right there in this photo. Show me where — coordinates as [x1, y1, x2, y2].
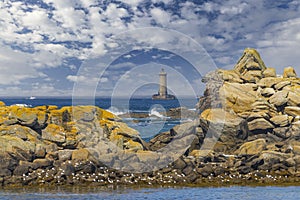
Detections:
[159, 68, 167, 98]
[152, 68, 175, 100]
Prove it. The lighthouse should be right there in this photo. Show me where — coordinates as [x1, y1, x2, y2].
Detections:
[159, 68, 167, 98]
[152, 68, 175, 100]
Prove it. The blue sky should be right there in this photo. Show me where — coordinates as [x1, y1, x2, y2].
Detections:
[0, 0, 299, 97]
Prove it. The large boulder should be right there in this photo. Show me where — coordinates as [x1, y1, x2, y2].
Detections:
[200, 108, 248, 144]
[219, 82, 257, 113]
[236, 138, 266, 155]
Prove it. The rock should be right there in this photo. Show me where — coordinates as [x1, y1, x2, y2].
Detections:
[287, 122, 300, 139]
[257, 77, 283, 88]
[248, 118, 274, 132]
[58, 150, 73, 161]
[216, 69, 243, 83]
[32, 159, 53, 169]
[9, 107, 38, 127]
[270, 115, 290, 127]
[172, 157, 187, 169]
[219, 82, 257, 113]
[251, 100, 277, 113]
[289, 141, 300, 155]
[241, 70, 262, 83]
[0, 169, 12, 177]
[200, 108, 248, 144]
[234, 48, 266, 74]
[247, 112, 270, 121]
[0, 135, 35, 153]
[237, 139, 266, 155]
[42, 124, 66, 143]
[285, 106, 300, 117]
[45, 143, 58, 153]
[269, 91, 288, 107]
[274, 81, 291, 90]
[35, 144, 46, 158]
[0, 101, 5, 107]
[72, 148, 90, 161]
[197, 165, 214, 177]
[0, 152, 18, 171]
[263, 67, 276, 78]
[258, 151, 292, 169]
[13, 162, 30, 176]
[61, 163, 75, 176]
[261, 88, 275, 97]
[283, 66, 297, 78]
[285, 157, 296, 167]
[287, 91, 300, 106]
[189, 150, 212, 157]
[136, 151, 160, 164]
[238, 165, 252, 174]
[273, 127, 289, 139]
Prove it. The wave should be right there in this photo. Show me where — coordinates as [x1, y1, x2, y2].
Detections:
[106, 106, 127, 116]
[12, 104, 32, 107]
[149, 108, 168, 119]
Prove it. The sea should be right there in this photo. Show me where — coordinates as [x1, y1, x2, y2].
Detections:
[1, 97, 300, 199]
[0, 185, 299, 200]
[0, 97, 198, 142]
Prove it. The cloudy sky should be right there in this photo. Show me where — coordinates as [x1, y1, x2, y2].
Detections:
[0, 0, 299, 97]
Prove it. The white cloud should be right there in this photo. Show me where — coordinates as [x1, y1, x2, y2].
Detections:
[150, 7, 171, 25]
[0, 0, 300, 96]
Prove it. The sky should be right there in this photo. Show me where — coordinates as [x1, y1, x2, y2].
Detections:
[0, 0, 299, 97]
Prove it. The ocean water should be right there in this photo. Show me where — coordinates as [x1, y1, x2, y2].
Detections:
[0, 186, 299, 200]
[0, 97, 198, 141]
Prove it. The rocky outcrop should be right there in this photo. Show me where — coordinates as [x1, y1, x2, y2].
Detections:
[0, 48, 300, 187]
[0, 105, 149, 185]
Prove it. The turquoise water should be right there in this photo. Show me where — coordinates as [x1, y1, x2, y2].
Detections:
[0, 186, 299, 200]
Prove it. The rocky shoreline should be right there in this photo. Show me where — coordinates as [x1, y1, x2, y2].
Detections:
[1, 48, 300, 187]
